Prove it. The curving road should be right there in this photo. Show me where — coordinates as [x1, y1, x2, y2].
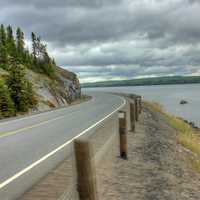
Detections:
[0, 92, 125, 196]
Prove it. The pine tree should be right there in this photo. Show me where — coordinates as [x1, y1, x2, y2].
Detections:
[26, 81, 38, 108]
[7, 63, 37, 112]
[16, 27, 25, 62]
[0, 24, 6, 46]
[0, 80, 15, 118]
[0, 44, 8, 69]
[31, 33, 56, 77]
[6, 25, 16, 57]
[0, 24, 8, 69]
[31, 32, 37, 62]
[42, 50, 55, 77]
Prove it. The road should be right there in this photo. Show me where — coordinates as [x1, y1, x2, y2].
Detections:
[0, 92, 125, 194]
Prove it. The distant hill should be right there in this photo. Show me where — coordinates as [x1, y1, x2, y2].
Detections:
[81, 76, 200, 88]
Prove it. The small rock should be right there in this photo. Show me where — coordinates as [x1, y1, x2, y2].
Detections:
[180, 100, 188, 105]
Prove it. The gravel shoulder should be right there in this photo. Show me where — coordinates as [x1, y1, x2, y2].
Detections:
[97, 104, 200, 200]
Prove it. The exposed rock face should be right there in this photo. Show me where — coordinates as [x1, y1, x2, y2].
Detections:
[56, 67, 81, 102]
[27, 66, 81, 112]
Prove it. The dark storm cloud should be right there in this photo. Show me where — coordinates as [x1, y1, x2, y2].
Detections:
[1, 0, 129, 44]
[3, 0, 199, 45]
[1, 0, 200, 82]
[0, 0, 123, 8]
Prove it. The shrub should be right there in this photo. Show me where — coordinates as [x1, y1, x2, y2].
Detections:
[7, 64, 37, 112]
[0, 80, 15, 118]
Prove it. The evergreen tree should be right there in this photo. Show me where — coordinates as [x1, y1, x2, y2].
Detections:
[0, 80, 15, 118]
[0, 44, 8, 69]
[6, 25, 16, 57]
[31, 32, 37, 62]
[0, 24, 6, 46]
[16, 27, 25, 62]
[0, 25, 8, 69]
[26, 80, 38, 108]
[31, 33, 55, 77]
[42, 50, 55, 77]
[7, 63, 37, 112]
[7, 26, 14, 42]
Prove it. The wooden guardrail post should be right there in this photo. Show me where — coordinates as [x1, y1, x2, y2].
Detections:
[118, 111, 128, 160]
[135, 99, 139, 121]
[130, 103, 135, 131]
[74, 139, 98, 200]
[138, 97, 142, 114]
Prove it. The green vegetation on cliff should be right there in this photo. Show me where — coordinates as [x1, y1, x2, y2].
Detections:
[0, 24, 57, 118]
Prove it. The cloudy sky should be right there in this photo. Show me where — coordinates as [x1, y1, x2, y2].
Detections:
[1, 0, 200, 83]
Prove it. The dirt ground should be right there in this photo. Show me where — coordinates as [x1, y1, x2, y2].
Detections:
[97, 105, 200, 200]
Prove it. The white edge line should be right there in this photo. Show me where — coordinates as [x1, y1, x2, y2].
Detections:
[0, 95, 126, 189]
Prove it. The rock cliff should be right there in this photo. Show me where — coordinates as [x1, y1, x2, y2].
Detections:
[26, 66, 81, 112]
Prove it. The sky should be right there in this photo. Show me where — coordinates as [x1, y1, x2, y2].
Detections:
[1, 0, 200, 83]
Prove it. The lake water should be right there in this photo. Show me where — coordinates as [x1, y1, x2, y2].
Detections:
[84, 84, 200, 127]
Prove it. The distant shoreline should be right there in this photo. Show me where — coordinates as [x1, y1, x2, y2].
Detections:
[81, 76, 200, 88]
[82, 82, 200, 88]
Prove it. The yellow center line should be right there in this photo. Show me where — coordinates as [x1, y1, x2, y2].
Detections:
[0, 116, 64, 139]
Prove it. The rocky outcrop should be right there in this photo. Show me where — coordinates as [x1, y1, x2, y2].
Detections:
[56, 67, 81, 102]
[27, 66, 81, 112]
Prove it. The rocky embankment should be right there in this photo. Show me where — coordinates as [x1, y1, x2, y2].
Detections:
[26, 66, 81, 112]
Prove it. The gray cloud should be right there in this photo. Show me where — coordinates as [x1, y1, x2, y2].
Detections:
[0, 0, 200, 82]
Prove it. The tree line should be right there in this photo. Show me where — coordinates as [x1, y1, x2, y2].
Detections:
[0, 24, 56, 118]
[82, 76, 200, 88]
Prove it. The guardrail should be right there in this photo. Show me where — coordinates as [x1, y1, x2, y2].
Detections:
[1, 93, 142, 200]
[73, 94, 142, 200]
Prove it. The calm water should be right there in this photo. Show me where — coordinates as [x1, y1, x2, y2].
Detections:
[84, 84, 200, 127]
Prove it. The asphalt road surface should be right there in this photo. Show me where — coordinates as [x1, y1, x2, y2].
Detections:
[0, 92, 125, 191]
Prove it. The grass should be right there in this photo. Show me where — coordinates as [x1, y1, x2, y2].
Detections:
[144, 101, 200, 172]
